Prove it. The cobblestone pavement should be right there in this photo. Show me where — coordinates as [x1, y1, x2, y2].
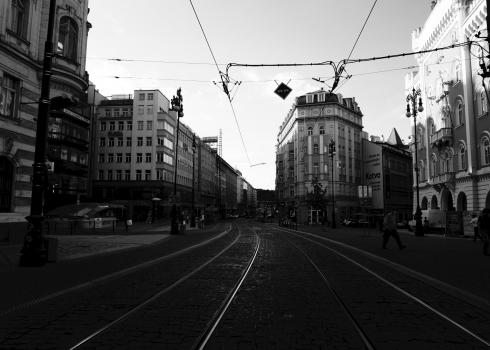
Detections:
[1, 219, 489, 349]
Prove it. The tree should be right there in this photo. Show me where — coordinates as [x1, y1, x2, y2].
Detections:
[306, 178, 328, 224]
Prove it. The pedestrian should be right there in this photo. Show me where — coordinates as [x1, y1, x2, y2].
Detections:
[479, 208, 490, 256]
[200, 212, 205, 229]
[470, 213, 481, 242]
[423, 217, 430, 234]
[382, 210, 406, 250]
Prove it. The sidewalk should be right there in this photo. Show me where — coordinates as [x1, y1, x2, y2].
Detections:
[0, 221, 200, 267]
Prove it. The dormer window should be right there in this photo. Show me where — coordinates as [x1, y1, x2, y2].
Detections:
[306, 94, 313, 103]
[318, 93, 325, 102]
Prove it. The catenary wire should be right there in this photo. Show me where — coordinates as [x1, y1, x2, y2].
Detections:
[346, 0, 378, 61]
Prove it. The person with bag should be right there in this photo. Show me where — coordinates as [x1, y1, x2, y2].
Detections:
[382, 210, 406, 250]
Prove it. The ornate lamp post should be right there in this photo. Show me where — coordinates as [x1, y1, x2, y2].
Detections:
[406, 87, 424, 236]
[170, 88, 183, 235]
[328, 139, 336, 228]
[19, 0, 57, 266]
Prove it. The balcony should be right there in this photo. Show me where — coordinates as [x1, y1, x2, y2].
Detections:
[430, 171, 455, 192]
[48, 132, 89, 150]
[430, 128, 453, 148]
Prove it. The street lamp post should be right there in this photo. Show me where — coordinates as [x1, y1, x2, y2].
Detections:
[328, 139, 336, 228]
[19, 0, 57, 266]
[406, 87, 424, 236]
[170, 88, 183, 235]
[191, 134, 196, 228]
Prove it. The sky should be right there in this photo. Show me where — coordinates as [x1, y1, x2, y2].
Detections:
[85, 0, 432, 190]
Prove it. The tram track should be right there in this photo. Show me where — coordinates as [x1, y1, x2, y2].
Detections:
[68, 226, 260, 350]
[273, 224, 490, 348]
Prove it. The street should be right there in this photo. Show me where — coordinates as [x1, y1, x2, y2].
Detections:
[1, 220, 489, 349]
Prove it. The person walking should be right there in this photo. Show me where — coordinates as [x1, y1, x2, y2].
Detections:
[382, 210, 406, 250]
[470, 213, 481, 242]
[479, 208, 490, 256]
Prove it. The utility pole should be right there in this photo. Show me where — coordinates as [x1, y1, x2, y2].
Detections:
[20, 0, 57, 266]
[191, 134, 196, 227]
[329, 139, 336, 228]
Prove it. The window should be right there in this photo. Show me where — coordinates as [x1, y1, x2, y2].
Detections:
[122, 108, 129, 117]
[313, 144, 319, 154]
[164, 137, 173, 149]
[430, 154, 437, 177]
[289, 186, 295, 196]
[100, 122, 106, 131]
[107, 153, 114, 163]
[109, 122, 115, 131]
[126, 153, 131, 163]
[137, 121, 144, 130]
[319, 126, 325, 135]
[98, 170, 104, 180]
[137, 137, 143, 147]
[148, 93, 154, 100]
[116, 153, 122, 163]
[138, 105, 144, 115]
[157, 120, 164, 130]
[108, 138, 114, 147]
[157, 152, 164, 163]
[457, 100, 464, 125]
[157, 169, 165, 180]
[10, 0, 29, 38]
[126, 137, 132, 147]
[147, 121, 152, 130]
[146, 153, 152, 162]
[306, 94, 313, 103]
[105, 109, 111, 117]
[116, 170, 122, 181]
[117, 137, 123, 147]
[307, 127, 313, 136]
[139, 93, 145, 101]
[146, 137, 152, 146]
[147, 106, 153, 114]
[127, 121, 132, 130]
[136, 153, 142, 163]
[145, 170, 151, 180]
[107, 170, 113, 181]
[482, 137, 490, 165]
[164, 153, 173, 165]
[313, 163, 319, 175]
[459, 144, 466, 170]
[0, 74, 19, 119]
[481, 91, 488, 115]
[118, 121, 124, 130]
[455, 60, 461, 82]
[58, 16, 78, 61]
[125, 170, 130, 181]
[114, 109, 120, 118]
[98, 153, 104, 163]
[136, 170, 142, 180]
[158, 137, 164, 146]
[164, 121, 174, 135]
[99, 137, 105, 147]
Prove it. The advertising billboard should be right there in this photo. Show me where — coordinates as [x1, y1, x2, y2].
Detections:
[363, 140, 384, 209]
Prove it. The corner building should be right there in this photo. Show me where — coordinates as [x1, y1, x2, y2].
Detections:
[406, 0, 490, 229]
[276, 89, 364, 225]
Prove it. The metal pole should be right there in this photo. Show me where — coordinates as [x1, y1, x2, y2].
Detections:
[191, 134, 196, 227]
[20, 0, 57, 266]
[170, 89, 183, 235]
[329, 140, 336, 228]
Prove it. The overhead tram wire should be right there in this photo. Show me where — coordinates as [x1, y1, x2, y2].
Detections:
[189, 0, 251, 164]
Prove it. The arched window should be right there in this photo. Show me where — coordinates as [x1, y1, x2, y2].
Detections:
[319, 126, 325, 135]
[419, 160, 425, 181]
[456, 100, 464, 126]
[455, 60, 461, 82]
[313, 144, 319, 154]
[481, 91, 488, 115]
[58, 16, 79, 61]
[10, 0, 29, 38]
[459, 143, 466, 170]
[421, 197, 428, 210]
[430, 154, 438, 177]
[482, 136, 490, 165]
[307, 127, 313, 136]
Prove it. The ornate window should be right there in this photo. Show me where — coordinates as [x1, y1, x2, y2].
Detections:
[307, 127, 313, 136]
[0, 73, 20, 119]
[454, 60, 461, 82]
[481, 91, 488, 115]
[319, 126, 325, 135]
[430, 154, 438, 177]
[58, 17, 79, 61]
[10, 0, 29, 38]
[456, 100, 464, 126]
[313, 144, 319, 154]
[459, 143, 466, 170]
[482, 136, 490, 165]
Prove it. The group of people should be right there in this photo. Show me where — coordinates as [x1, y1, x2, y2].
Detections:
[470, 209, 490, 256]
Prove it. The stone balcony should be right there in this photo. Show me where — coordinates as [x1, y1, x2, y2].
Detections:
[430, 171, 455, 191]
[430, 128, 453, 148]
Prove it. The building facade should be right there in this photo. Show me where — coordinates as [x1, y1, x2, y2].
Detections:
[406, 0, 490, 228]
[0, 0, 90, 236]
[276, 89, 364, 225]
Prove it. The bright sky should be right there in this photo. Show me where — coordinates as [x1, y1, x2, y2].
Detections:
[86, 0, 432, 190]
